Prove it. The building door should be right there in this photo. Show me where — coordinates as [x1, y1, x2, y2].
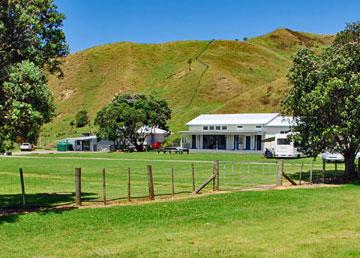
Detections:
[234, 135, 239, 150]
[83, 140, 90, 151]
[256, 135, 262, 150]
[192, 135, 196, 149]
[245, 136, 251, 150]
[217, 135, 226, 150]
[203, 135, 226, 150]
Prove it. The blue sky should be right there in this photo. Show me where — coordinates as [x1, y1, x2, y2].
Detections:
[55, 0, 360, 53]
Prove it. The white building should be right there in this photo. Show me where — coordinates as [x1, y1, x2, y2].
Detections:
[58, 126, 169, 152]
[138, 126, 169, 146]
[180, 113, 292, 151]
[58, 135, 103, 152]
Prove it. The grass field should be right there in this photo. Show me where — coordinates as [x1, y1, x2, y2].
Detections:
[0, 152, 344, 208]
[1, 152, 356, 257]
[1, 184, 360, 257]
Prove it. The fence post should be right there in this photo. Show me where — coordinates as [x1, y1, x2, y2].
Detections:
[128, 168, 131, 202]
[191, 163, 195, 192]
[75, 168, 82, 206]
[19, 168, 26, 209]
[212, 161, 216, 191]
[171, 167, 175, 197]
[322, 160, 326, 183]
[147, 165, 155, 200]
[358, 157, 360, 178]
[310, 160, 313, 184]
[335, 162, 338, 173]
[215, 160, 220, 191]
[102, 168, 106, 205]
[276, 160, 284, 186]
[299, 162, 303, 185]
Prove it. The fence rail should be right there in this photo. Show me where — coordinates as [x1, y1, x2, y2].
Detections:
[0, 159, 355, 211]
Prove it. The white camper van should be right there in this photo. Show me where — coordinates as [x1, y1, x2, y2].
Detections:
[264, 133, 303, 158]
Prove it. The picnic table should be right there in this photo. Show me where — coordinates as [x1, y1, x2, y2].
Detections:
[157, 147, 189, 154]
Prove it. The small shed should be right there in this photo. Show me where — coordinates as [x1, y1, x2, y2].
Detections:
[58, 135, 98, 152]
[57, 140, 73, 151]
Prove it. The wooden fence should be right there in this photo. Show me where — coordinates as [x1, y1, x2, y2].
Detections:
[2, 158, 359, 210]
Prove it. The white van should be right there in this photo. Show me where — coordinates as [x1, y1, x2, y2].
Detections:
[264, 133, 303, 158]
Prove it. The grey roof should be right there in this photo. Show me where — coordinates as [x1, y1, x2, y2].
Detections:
[265, 116, 293, 127]
[186, 113, 280, 126]
[65, 135, 97, 141]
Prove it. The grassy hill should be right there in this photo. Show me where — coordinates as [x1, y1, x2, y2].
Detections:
[43, 28, 333, 146]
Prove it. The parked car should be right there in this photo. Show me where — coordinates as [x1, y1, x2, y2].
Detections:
[151, 141, 162, 150]
[20, 143, 33, 152]
[321, 152, 344, 163]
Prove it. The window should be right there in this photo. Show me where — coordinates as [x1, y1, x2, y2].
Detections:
[215, 126, 221, 130]
[203, 126, 208, 130]
[222, 126, 227, 130]
[237, 126, 243, 129]
[209, 126, 214, 130]
[277, 138, 291, 145]
[256, 126, 262, 129]
[280, 130, 290, 134]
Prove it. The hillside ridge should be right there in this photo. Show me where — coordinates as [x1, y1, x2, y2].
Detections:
[43, 29, 333, 145]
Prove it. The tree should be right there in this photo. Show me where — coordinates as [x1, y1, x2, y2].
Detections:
[1, 61, 55, 144]
[75, 110, 89, 128]
[283, 22, 360, 179]
[0, 0, 68, 78]
[0, 0, 68, 149]
[95, 94, 172, 151]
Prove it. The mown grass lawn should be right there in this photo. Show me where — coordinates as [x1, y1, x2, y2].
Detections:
[20, 150, 319, 162]
[0, 185, 360, 257]
[0, 152, 344, 208]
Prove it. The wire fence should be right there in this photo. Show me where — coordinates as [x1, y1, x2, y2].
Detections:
[220, 161, 279, 190]
[0, 161, 214, 209]
[283, 160, 349, 184]
[0, 158, 351, 211]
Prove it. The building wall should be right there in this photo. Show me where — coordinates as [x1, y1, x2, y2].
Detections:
[186, 125, 289, 151]
[189, 124, 264, 133]
[97, 140, 113, 152]
[226, 135, 234, 150]
[263, 126, 290, 138]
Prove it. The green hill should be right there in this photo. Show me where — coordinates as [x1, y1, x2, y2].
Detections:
[43, 28, 333, 146]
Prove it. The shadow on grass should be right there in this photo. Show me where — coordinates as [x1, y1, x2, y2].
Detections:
[86, 191, 193, 203]
[288, 169, 360, 184]
[0, 192, 98, 224]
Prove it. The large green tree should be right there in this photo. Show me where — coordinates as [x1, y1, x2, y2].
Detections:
[95, 94, 172, 151]
[283, 22, 360, 179]
[0, 0, 68, 149]
[0, 0, 68, 77]
[2, 61, 55, 145]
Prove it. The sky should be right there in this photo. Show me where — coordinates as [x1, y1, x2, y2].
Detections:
[55, 0, 360, 53]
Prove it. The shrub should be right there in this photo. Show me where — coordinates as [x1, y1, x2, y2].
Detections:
[75, 110, 89, 128]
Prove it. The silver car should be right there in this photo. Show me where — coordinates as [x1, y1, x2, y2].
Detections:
[320, 152, 344, 163]
[20, 143, 33, 152]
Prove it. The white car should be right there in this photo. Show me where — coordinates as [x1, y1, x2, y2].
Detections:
[320, 152, 344, 163]
[20, 143, 33, 152]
